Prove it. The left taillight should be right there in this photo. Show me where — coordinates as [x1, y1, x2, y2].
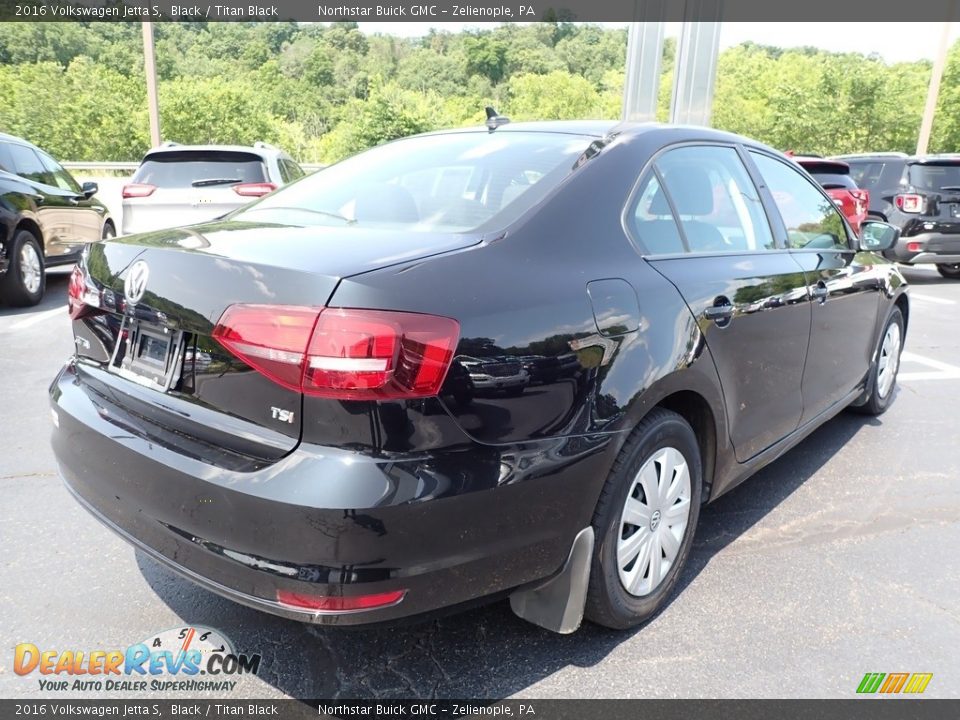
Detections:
[212, 304, 460, 400]
[233, 182, 277, 197]
[67, 265, 98, 320]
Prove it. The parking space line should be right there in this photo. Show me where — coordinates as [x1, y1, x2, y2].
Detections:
[4, 306, 67, 332]
[910, 293, 956, 306]
[899, 351, 960, 381]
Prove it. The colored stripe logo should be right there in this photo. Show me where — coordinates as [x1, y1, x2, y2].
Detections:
[857, 672, 932, 694]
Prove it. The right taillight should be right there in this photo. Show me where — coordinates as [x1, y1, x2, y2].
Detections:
[895, 193, 924, 213]
[122, 183, 157, 199]
[212, 305, 459, 400]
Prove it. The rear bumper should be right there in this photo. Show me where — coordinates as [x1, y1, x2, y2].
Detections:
[889, 231, 960, 264]
[50, 362, 606, 626]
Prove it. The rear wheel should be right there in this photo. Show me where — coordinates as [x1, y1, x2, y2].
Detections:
[936, 263, 960, 279]
[851, 307, 904, 416]
[585, 408, 702, 630]
[0, 229, 45, 307]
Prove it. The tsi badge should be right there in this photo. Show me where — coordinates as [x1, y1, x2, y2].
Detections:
[271, 406, 295, 424]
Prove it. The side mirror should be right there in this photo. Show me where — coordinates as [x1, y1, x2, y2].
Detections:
[80, 181, 98, 199]
[858, 220, 899, 252]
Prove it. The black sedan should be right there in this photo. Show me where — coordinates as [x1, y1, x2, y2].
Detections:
[50, 122, 908, 633]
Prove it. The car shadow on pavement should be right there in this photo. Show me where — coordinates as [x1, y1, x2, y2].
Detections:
[135, 408, 878, 700]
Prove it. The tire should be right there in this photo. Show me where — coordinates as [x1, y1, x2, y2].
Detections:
[101, 221, 116, 240]
[850, 307, 904, 416]
[0, 229, 45, 307]
[936, 263, 960, 279]
[585, 408, 702, 630]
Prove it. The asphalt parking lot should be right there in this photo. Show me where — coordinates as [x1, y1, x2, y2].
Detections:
[1, 265, 958, 700]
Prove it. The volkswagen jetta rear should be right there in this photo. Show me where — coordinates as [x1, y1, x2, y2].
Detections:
[50, 127, 609, 626]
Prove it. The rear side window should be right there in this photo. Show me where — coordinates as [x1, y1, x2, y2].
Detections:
[908, 162, 960, 192]
[7, 143, 53, 185]
[810, 173, 857, 191]
[846, 161, 890, 190]
[627, 174, 685, 254]
[279, 158, 304, 183]
[647, 145, 775, 253]
[233, 132, 593, 233]
[132, 151, 267, 188]
[750, 152, 850, 251]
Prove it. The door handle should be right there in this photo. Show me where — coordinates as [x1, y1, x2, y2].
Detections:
[704, 305, 734, 320]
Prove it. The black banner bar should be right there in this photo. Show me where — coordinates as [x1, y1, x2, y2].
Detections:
[0, 0, 959, 22]
[1, 700, 958, 720]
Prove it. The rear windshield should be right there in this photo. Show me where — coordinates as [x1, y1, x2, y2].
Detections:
[908, 162, 960, 192]
[231, 132, 595, 233]
[132, 150, 267, 188]
[810, 172, 857, 190]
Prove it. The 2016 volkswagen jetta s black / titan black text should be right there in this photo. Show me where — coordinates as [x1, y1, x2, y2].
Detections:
[50, 122, 908, 633]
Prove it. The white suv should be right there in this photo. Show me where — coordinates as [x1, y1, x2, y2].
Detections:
[121, 142, 305, 235]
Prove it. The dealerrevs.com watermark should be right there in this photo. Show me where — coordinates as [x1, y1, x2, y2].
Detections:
[14, 627, 262, 694]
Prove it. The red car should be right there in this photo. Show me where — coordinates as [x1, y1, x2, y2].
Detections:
[791, 156, 870, 234]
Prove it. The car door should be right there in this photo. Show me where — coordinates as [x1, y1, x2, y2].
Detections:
[629, 144, 812, 462]
[748, 151, 884, 423]
[37, 150, 104, 245]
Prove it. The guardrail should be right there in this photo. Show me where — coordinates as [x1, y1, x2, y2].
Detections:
[63, 161, 326, 173]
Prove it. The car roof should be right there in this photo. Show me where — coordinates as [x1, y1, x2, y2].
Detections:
[794, 156, 851, 173]
[142, 142, 286, 159]
[830, 152, 908, 162]
[0, 131, 35, 147]
[420, 120, 778, 150]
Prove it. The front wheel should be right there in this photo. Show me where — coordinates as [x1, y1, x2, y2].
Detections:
[936, 263, 960, 279]
[0, 229, 45, 307]
[851, 307, 904, 416]
[585, 408, 702, 630]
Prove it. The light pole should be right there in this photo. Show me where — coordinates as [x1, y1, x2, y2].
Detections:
[917, 19, 955, 156]
[142, 21, 161, 147]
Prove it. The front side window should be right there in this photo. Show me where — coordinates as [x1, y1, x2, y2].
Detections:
[232, 132, 594, 233]
[750, 152, 851, 251]
[8, 144, 52, 185]
[38, 151, 81, 193]
[653, 145, 775, 253]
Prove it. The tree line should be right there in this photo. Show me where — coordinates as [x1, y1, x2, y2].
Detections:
[0, 21, 955, 164]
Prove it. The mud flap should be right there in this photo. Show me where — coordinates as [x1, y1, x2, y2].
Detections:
[509, 527, 594, 634]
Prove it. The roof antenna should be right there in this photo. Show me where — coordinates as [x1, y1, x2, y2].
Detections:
[485, 106, 510, 132]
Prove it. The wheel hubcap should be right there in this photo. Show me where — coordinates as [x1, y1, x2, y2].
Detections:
[877, 321, 902, 399]
[19, 243, 41, 294]
[617, 446, 692, 597]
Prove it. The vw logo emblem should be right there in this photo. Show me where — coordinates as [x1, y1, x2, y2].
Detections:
[649, 510, 662, 532]
[124, 260, 150, 304]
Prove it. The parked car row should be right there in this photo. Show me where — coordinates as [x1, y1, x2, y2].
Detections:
[832, 152, 960, 279]
[0, 133, 305, 306]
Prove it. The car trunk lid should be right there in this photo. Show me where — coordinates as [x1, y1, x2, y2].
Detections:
[70, 221, 479, 463]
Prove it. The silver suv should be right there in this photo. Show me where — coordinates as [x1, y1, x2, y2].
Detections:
[122, 142, 305, 235]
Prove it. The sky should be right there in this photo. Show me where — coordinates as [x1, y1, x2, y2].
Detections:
[356, 22, 960, 64]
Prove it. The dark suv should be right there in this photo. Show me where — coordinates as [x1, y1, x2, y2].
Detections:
[0, 132, 115, 306]
[833, 152, 960, 278]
